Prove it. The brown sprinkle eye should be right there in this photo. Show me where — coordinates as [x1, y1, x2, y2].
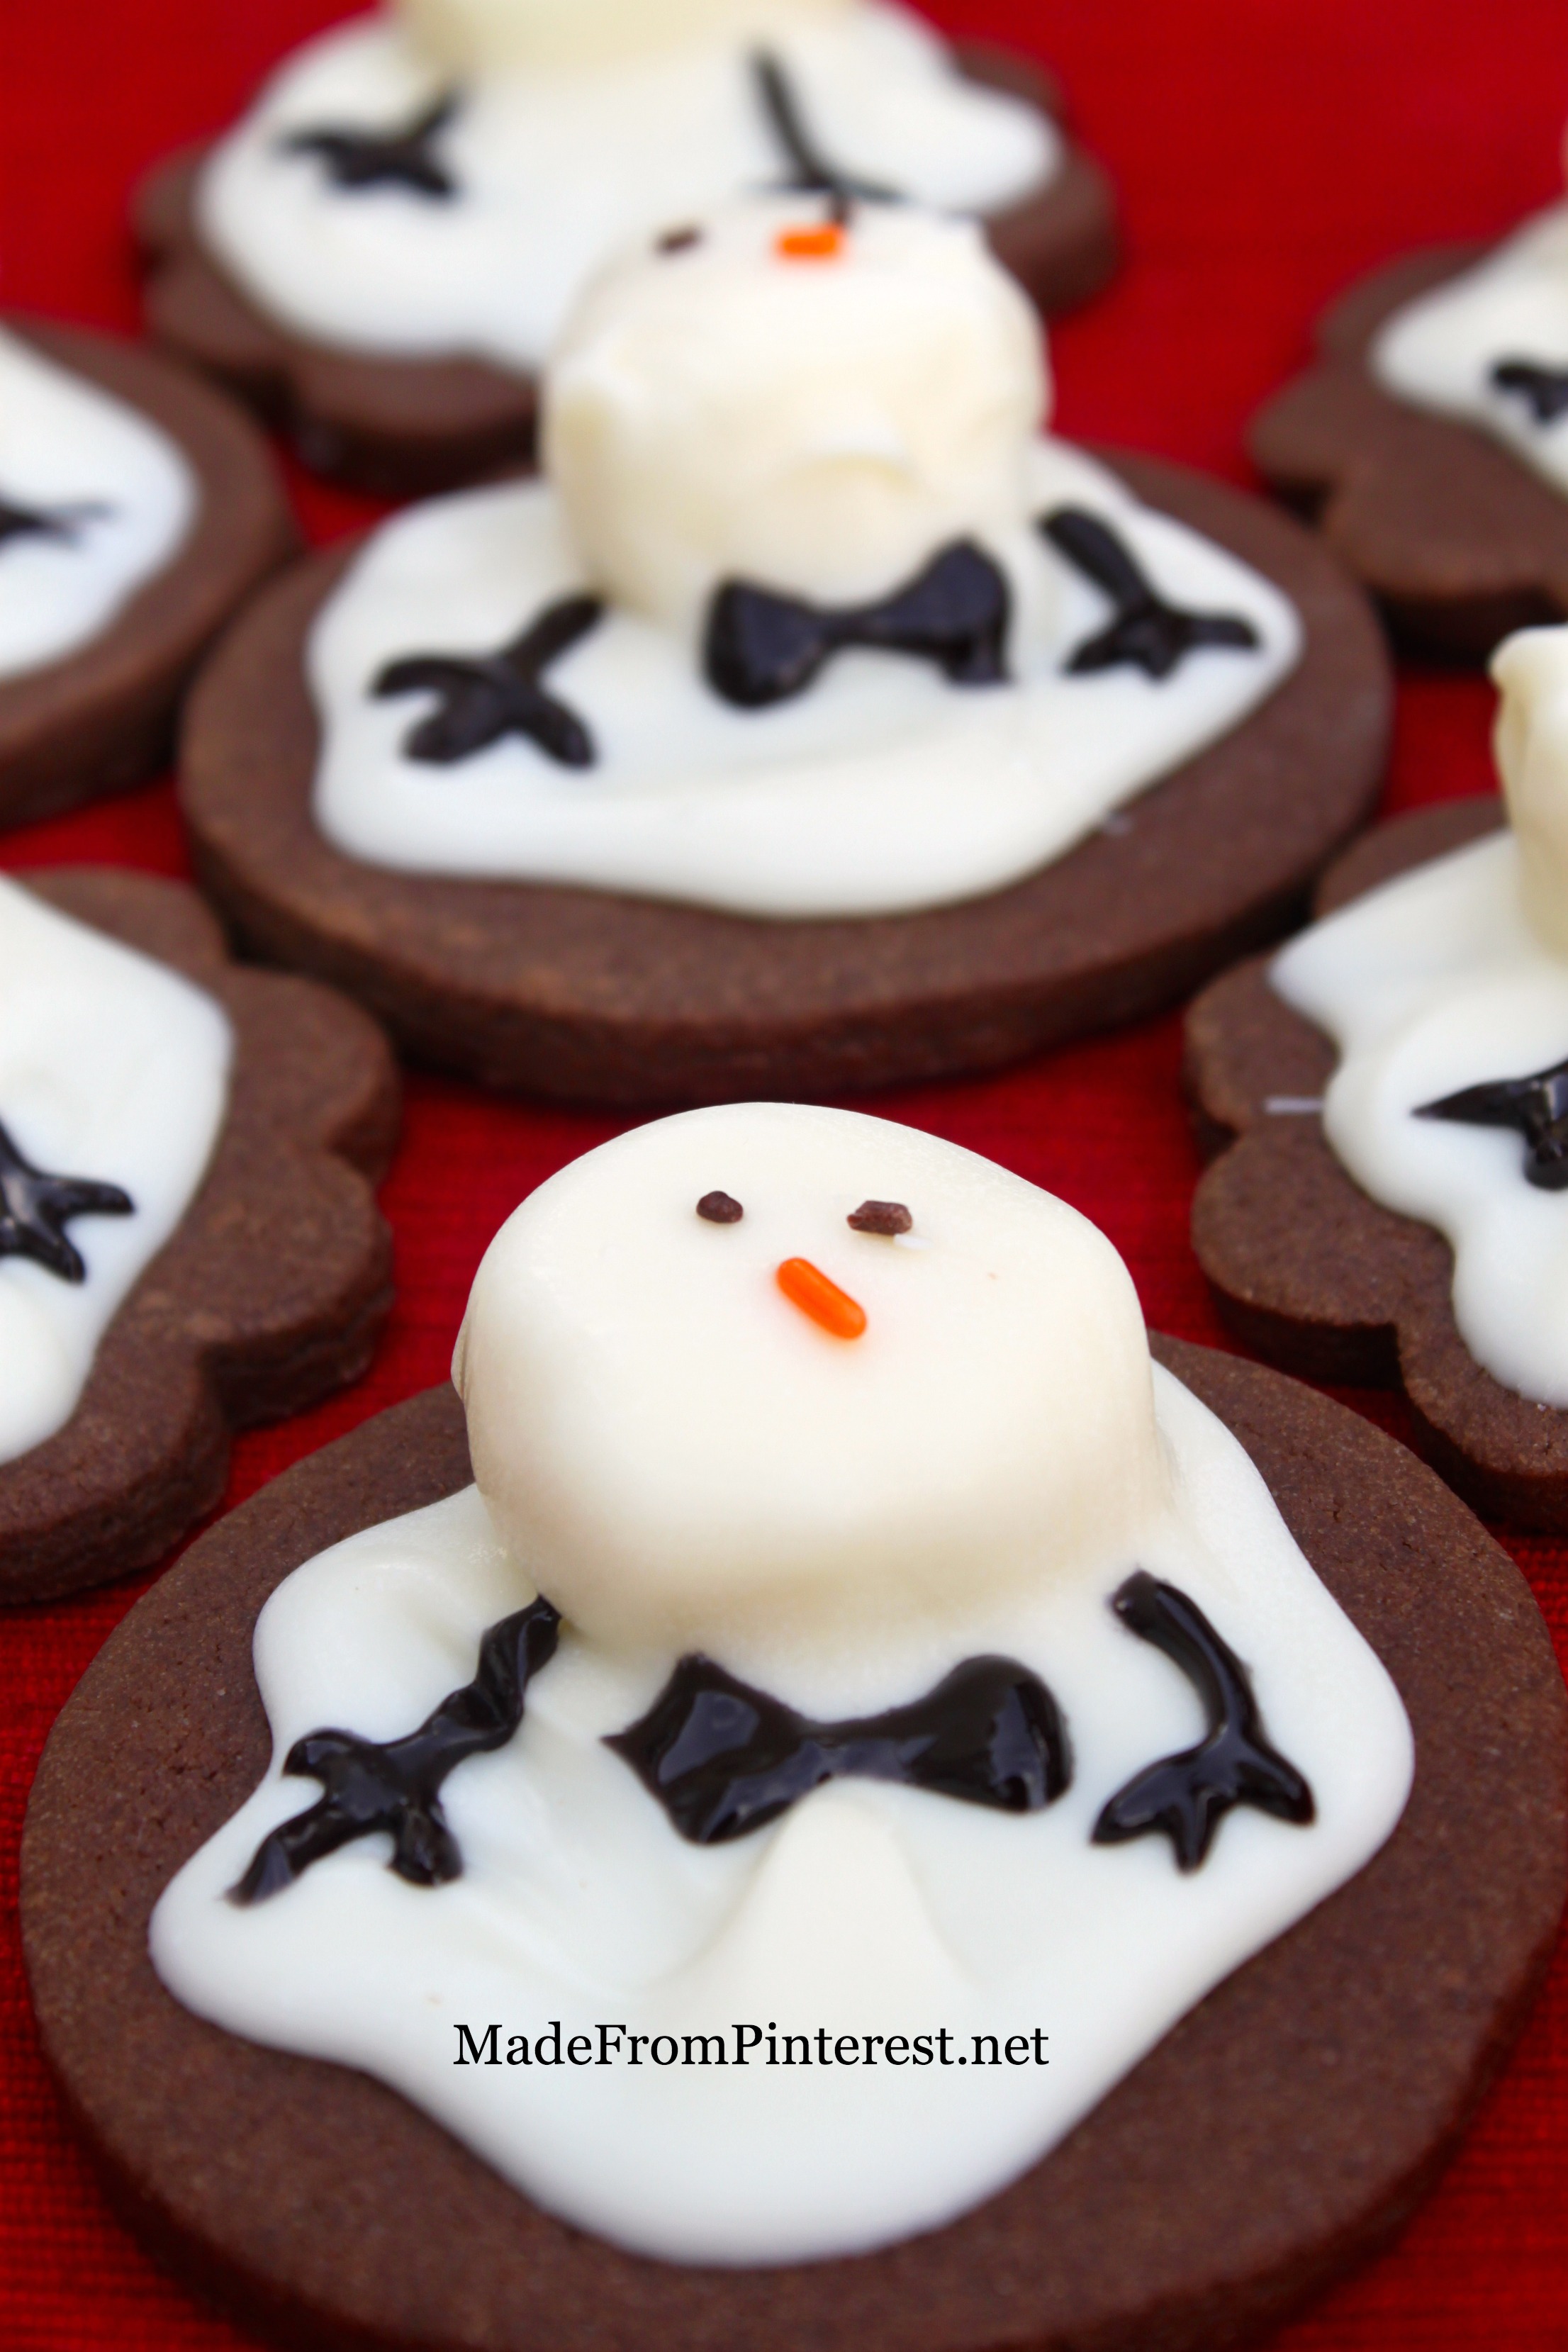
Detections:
[848, 1199, 912, 1236]
[657, 226, 703, 254]
[697, 1191, 744, 1224]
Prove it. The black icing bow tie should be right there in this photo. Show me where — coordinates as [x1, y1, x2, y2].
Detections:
[705, 538, 1011, 710]
[606, 1651, 1070, 1844]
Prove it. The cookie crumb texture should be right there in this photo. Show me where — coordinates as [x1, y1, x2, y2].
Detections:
[0, 318, 294, 830]
[1184, 794, 1568, 1530]
[179, 454, 1388, 1104]
[132, 47, 1116, 498]
[0, 868, 398, 1602]
[1249, 248, 1568, 662]
[20, 1353, 1565, 2351]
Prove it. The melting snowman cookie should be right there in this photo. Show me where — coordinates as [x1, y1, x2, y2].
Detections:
[309, 199, 1297, 917]
[152, 1103, 1411, 2267]
[0, 326, 194, 685]
[1270, 623, 1568, 1406]
[0, 875, 230, 1465]
[191, 0, 1063, 388]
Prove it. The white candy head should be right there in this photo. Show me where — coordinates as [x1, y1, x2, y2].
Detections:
[1494, 624, 1568, 955]
[397, 0, 849, 75]
[543, 200, 1048, 634]
[454, 1104, 1166, 1662]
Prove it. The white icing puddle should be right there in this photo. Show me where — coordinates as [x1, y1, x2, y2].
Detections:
[0, 878, 232, 1464]
[197, 5, 1060, 374]
[152, 1365, 1410, 2266]
[309, 440, 1300, 918]
[0, 327, 196, 683]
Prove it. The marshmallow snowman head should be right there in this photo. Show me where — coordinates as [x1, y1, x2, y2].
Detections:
[1494, 624, 1568, 955]
[543, 200, 1048, 635]
[454, 1103, 1167, 1666]
[398, 0, 849, 76]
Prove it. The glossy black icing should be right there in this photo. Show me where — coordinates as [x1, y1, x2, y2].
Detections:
[705, 539, 1010, 709]
[607, 1650, 1070, 1844]
[751, 50, 897, 215]
[1042, 507, 1261, 680]
[0, 1116, 133, 1284]
[231, 1597, 561, 1904]
[374, 594, 605, 768]
[1092, 1572, 1314, 1871]
[1417, 1051, 1568, 1187]
[1491, 359, 1568, 425]
[0, 495, 110, 551]
[281, 91, 463, 198]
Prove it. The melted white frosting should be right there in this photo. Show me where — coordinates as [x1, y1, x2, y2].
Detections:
[0, 878, 233, 1465]
[1370, 201, 1568, 495]
[1273, 624, 1568, 1406]
[310, 442, 1299, 919]
[152, 1104, 1411, 2266]
[0, 327, 196, 685]
[196, 5, 1058, 374]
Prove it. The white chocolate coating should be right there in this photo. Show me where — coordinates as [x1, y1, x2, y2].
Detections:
[1274, 626, 1568, 1404]
[310, 440, 1299, 919]
[0, 327, 196, 684]
[547, 203, 1045, 630]
[401, 0, 847, 75]
[152, 1107, 1413, 2266]
[456, 1103, 1165, 1662]
[196, 6, 1058, 374]
[1370, 201, 1568, 496]
[0, 878, 233, 1465]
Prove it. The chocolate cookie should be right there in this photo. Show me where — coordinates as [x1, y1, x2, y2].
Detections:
[1248, 246, 1568, 663]
[1181, 794, 1568, 1529]
[134, 47, 1116, 498]
[178, 452, 1389, 1107]
[21, 1349, 1566, 2352]
[0, 317, 294, 831]
[0, 866, 398, 1603]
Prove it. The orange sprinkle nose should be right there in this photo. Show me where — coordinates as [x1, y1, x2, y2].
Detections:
[776, 1257, 867, 1341]
[775, 222, 846, 264]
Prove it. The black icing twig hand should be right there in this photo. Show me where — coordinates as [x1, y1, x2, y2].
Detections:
[0, 1116, 133, 1284]
[0, 495, 111, 551]
[751, 50, 898, 215]
[374, 594, 605, 768]
[1041, 508, 1261, 681]
[231, 1597, 561, 1904]
[1416, 1051, 1568, 1187]
[281, 91, 463, 198]
[1092, 1572, 1314, 1871]
[1491, 359, 1568, 426]
[607, 1650, 1070, 1844]
[706, 539, 1010, 708]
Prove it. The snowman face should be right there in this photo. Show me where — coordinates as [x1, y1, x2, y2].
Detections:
[1493, 624, 1568, 957]
[397, 0, 849, 75]
[454, 1102, 1166, 1662]
[543, 200, 1047, 633]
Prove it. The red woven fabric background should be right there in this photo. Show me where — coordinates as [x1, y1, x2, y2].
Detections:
[3, 2, 1568, 2343]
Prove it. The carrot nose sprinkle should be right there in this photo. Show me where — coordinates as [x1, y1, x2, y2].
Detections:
[775, 222, 846, 264]
[776, 1257, 867, 1340]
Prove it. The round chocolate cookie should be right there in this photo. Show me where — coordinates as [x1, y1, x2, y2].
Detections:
[21, 1350, 1567, 2352]
[134, 47, 1116, 498]
[0, 866, 398, 1603]
[1182, 794, 1568, 1530]
[1249, 246, 1568, 663]
[0, 316, 294, 831]
[179, 452, 1390, 1107]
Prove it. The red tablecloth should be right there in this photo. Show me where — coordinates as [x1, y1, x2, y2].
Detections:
[3, 4, 1567, 2345]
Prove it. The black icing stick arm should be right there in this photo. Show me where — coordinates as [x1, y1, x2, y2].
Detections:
[1041, 508, 1260, 681]
[750, 50, 898, 213]
[0, 1116, 133, 1284]
[1416, 1051, 1568, 1189]
[607, 1650, 1070, 1845]
[1491, 359, 1568, 425]
[1092, 1572, 1314, 1871]
[373, 593, 604, 768]
[0, 495, 111, 550]
[231, 1596, 561, 1904]
[281, 91, 463, 198]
